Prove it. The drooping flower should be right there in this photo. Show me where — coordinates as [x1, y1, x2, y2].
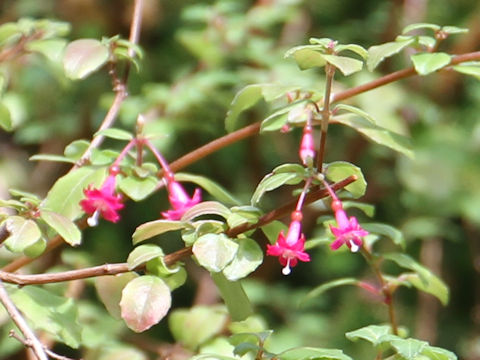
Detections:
[329, 200, 368, 252]
[267, 211, 310, 275]
[161, 180, 202, 220]
[80, 174, 124, 226]
[299, 124, 315, 166]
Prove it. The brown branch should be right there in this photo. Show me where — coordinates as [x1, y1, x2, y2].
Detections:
[0, 176, 356, 285]
[74, 0, 144, 168]
[0, 280, 48, 360]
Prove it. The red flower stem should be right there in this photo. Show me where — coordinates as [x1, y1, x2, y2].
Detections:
[361, 247, 399, 335]
[317, 63, 335, 173]
[111, 139, 137, 170]
[144, 139, 174, 181]
[296, 177, 313, 212]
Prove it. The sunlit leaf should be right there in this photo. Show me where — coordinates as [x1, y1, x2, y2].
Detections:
[44, 166, 107, 220]
[132, 219, 189, 244]
[325, 161, 367, 198]
[367, 39, 414, 71]
[169, 306, 228, 351]
[0, 102, 12, 131]
[322, 54, 363, 76]
[346, 324, 393, 346]
[212, 272, 253, 321]
[361, 223, 405, 249]
[285, 45, 327, 70]
[95, 273, 138, 319]
[8, 285, 82, 348]
[278, 347, 353, 360]
[40, 210, 81, 246]
[333, 113, 414, 158]
[411, 52, 451, 75]
[402, 23, 441, 34]
[390, 338, 428, 360]
[95, 128, 133, 141]
[127, 244, 164, 270]
[63, 39, 109, 80]
[193, 233, 238, 272]
[120, 276, 171, 332]
[223, 238, 263, 281]
[26, 39, 67, 63]
[118, 175, 157, 201]
[3, 216, 42, 253]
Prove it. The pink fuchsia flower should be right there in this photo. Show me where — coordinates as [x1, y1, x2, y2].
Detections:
[161, 180, 202, 220]
[299, 124, 315, 166]
[267, 211, 311, 275]
[80, 174, 124, 226]
[329, 200, 368, 252]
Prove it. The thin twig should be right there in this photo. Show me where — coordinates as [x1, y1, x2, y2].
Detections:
[10, 330, 80, 360]
[317, 63, 335, 172]
[0, 280, 48, 360]
[74, 0, 144, 168]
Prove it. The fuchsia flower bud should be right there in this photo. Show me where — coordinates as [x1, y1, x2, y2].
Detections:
[329, 200, 368, 252]
[80, 174, 124, 226]
[299, 124, 315, 166]
[267, 211, 310, 275]
[161, 180, 202, 221]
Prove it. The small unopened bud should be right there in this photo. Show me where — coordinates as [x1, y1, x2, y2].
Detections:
[299, 124, 316, 166]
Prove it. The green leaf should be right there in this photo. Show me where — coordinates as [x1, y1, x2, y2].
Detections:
[118, 175, 157, 201]
[127, 244, 164, 270]
[346, 325, 393, 346]
[174, 173, 240, 205]
[441, 26, 468, 35]
[226, 206, 261, 229]
[402, 23, 441, 34]
[362, 223, 405, 249]
[0, 102, 12, 131]
[169, 306, 229, 351]
[261, 220, 288, 245]
[63, 39, 109, 80]
[225, 84, 263, 133]
[193, 233, 239, 272]
[211, 272, 253, 321]
[7, 284, 82, 348]
[325, 161, 367, 198]
[285, 45, 327, 70]
[64, 139, 90, 160]
[95, 273, 138, 319]
[390, 338, 428, 360]
[384, 253, 449, 305]
[0, 22, 20, 45]
[333, 113, 414, 158]
[29, 154, 75, 163]
[223, 238, 263, 281]
[335, 44, 368, 59]
[120, 275, 171, 332]
[3, 216, 42, 253]
[278, 347, 353, 360]
[181, 201, 232, 222]
[453, 62, 480, 80]
[367, 39, 414, 71]
[402, 273, 449, 306]
[421, 345, 457, 360]
[322, 54, 363, 76]
[251, 164, 306, 205]
[95, 128, 133, 141]
[44, 166, 107, 220]
[302, 278, 358, 306]
[26, 39, 67, 63]
[40, 210, 81, 246]
[342, 201, 375, 217]
[132, 220, 189, 245]
[411, 53, 451, 75]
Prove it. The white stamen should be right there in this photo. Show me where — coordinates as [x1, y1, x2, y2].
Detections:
[282, 258, 292, 275]
[87, 210, 100, 227]
[349, 240, 360, 253]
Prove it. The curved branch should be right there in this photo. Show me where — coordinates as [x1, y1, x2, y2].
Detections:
[0, 176, 356, 285]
